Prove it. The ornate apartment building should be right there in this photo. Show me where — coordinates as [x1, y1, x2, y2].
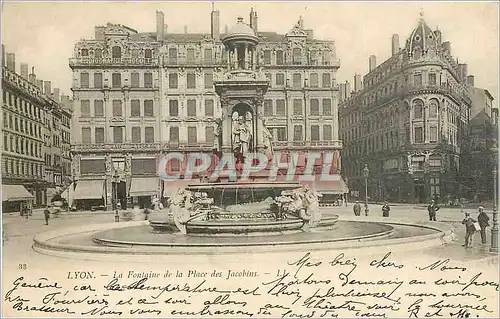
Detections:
[70, 8, 343, 210]
[1, 47, 72, 212]
[339, 15, 472, 204]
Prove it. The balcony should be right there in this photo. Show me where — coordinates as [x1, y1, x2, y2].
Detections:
[163, 58, 224, 67]
[69, 57, 159, 67]
[72, 143, 161, 153]
[272, 140, 343, 149]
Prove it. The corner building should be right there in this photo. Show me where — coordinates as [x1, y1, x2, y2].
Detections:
[339, 15, 472, 204]
[70, 9, 344, 210]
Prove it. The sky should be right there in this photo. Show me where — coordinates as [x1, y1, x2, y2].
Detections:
[2, 1, 499, 103]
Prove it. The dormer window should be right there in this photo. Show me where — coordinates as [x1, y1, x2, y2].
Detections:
[144, 49, 152, 59]
[94, 49, 102, 59]
[81, 49, 89, 57]
[292, 48, 301, 65]
[112, 46, 121, 59]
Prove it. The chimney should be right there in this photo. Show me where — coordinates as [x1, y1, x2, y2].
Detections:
[6, 53, 15, 71]
[29, 67, 36, 83]
[354, 73, 362, 92]
[391, 34, 399, 56]
[44, 81, 52, 96]
[53, 88, 60, 102]
[156, 10, 165, 42]
[224, 25, 229, 34]
[345, 80, 351, 96]
[211, 6, 220, 40]
[433, 29, 442, 44]
[20, 63, 29, 79]
[339, 83, 346, 102]
[459, 63, 468, 81]
[305, 29, 314, 40]
[249, 8, 258, 34]
[184, 26, 188, 34]
[95, 26, 105, 41]
[36, 79, 44, 90]
[467, 75, 475, 87]
[369, 55, 376, 72]
[442, 41, 451, 55]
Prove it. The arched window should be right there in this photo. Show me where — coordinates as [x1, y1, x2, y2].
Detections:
[413, 99, 424, 119]
[144, 49, 152, 59]
[112, 46, 121, 59]
[429, 99, 439, 118]
[94, 49, 102, 59]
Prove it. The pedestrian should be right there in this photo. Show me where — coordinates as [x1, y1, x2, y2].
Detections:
[364, 203, 369, 216]
[114, 211, 120, 222]
[353, 201, 361, 216]
[382, 201, 390, 217]
[462, 212, 477, 248]
[427, 200, 439, 221]
[477, 206, 490, 245]
[44, 206, 51, 225]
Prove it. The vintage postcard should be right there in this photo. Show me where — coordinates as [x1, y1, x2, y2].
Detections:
[1, 1, 499, 318]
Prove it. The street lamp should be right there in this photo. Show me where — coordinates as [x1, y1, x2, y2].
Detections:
[113, 171, 119, 211]
[491, 143, 498, 253]
[363, 164, 370, 210]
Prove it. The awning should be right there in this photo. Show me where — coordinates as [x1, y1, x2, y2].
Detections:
[162, 180, 194, 197]
[129, 178, 159, 197]
[301, 177, 349, 195]
[73, 180, 104, 200]
[2, 185, 34, 201]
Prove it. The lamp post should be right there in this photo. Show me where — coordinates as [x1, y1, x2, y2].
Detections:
[113, 172, 119, 211]
[363, 164, 369, 212]
[491, 144, 498, 253]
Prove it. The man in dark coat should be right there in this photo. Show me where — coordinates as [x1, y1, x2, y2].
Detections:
[427, 200, 439, 221]
[44, 206, 51, 225]
[477, 206, 490, 245]
[462, 212, 477, 248]
[353, 201, 361, 216]
[382, 201, 390, 217]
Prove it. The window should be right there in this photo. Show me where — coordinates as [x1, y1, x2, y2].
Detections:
[413, 99, 424, 119]
[80, 73, 89, 88]
[112, 73, 121, 88]
[310, 99, 319, 115]
[310, 73, 318, 88]
[263, 100, 273, 116]
[204, 48, 213, 63]
[311, 125, 320, 141]
[145, 127, 154, 143]
[131, 72, 140, 88]
[323, 125, 332, 140]
[322, 73, 331, 87]
[187, 73, 196, 89]
[428, 73, 436, 86]
[81, 128, 91, 144]
[187, 100, 197, 117]
[144, 73, 153, 88]
[112, 46, 121, 59]
[276, 73, 285, 86]
[168, 48, 178, 64]
[293, 99, 303, 115]
[170, 127, 179, 143]
[429, 99, 438, 118]
[265, 73, 272, 83]
[276, 50, 284, 65]
[95, 127, 105, 143]
[322, 51, 330, 65]
[186, 48, 195, 62]
[276, 99, 286, 116]
[430, 126, 438, 143]
[204, 72, 213, 89]
[206, 126, 214, 144]
[169, 73, 178, 89]
[263, 50, 271, 64]
[414, 73, 422, 87]
[81, 100, 90, 117]
[414, 126, 423, 143]
[188, 127, 197, 144]
[292, 48, 301, 65]
[277, 127, 287, 141]
[205, 100, 214, 116]
[94, 100, 104, 117]
[169, 100, 179, 116]
[94, 73, 103, 88]
[113, 127, 123, 143]
[144, 49, 152, 59]
[293, 73, 302, 88]
[429, 159, 441, 167]
[144, 100, 154, 117]
[131, 100, 141, 117]
[81, 49, 89, 56]
[322, 99, 332, 116]
[112, 100, 122, 117]
[4, 135, 8, 151]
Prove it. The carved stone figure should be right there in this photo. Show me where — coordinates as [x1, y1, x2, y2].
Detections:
[261, 119, 274, 160]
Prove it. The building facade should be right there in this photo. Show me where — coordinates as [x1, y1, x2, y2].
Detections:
[1, 47, 72, 212]
[339, 15, 472, 204]
[70, 8, 344, 210]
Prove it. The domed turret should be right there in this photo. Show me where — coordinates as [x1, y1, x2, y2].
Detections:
[405, 12, 439, 59]
[222, 17, 258, 45]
